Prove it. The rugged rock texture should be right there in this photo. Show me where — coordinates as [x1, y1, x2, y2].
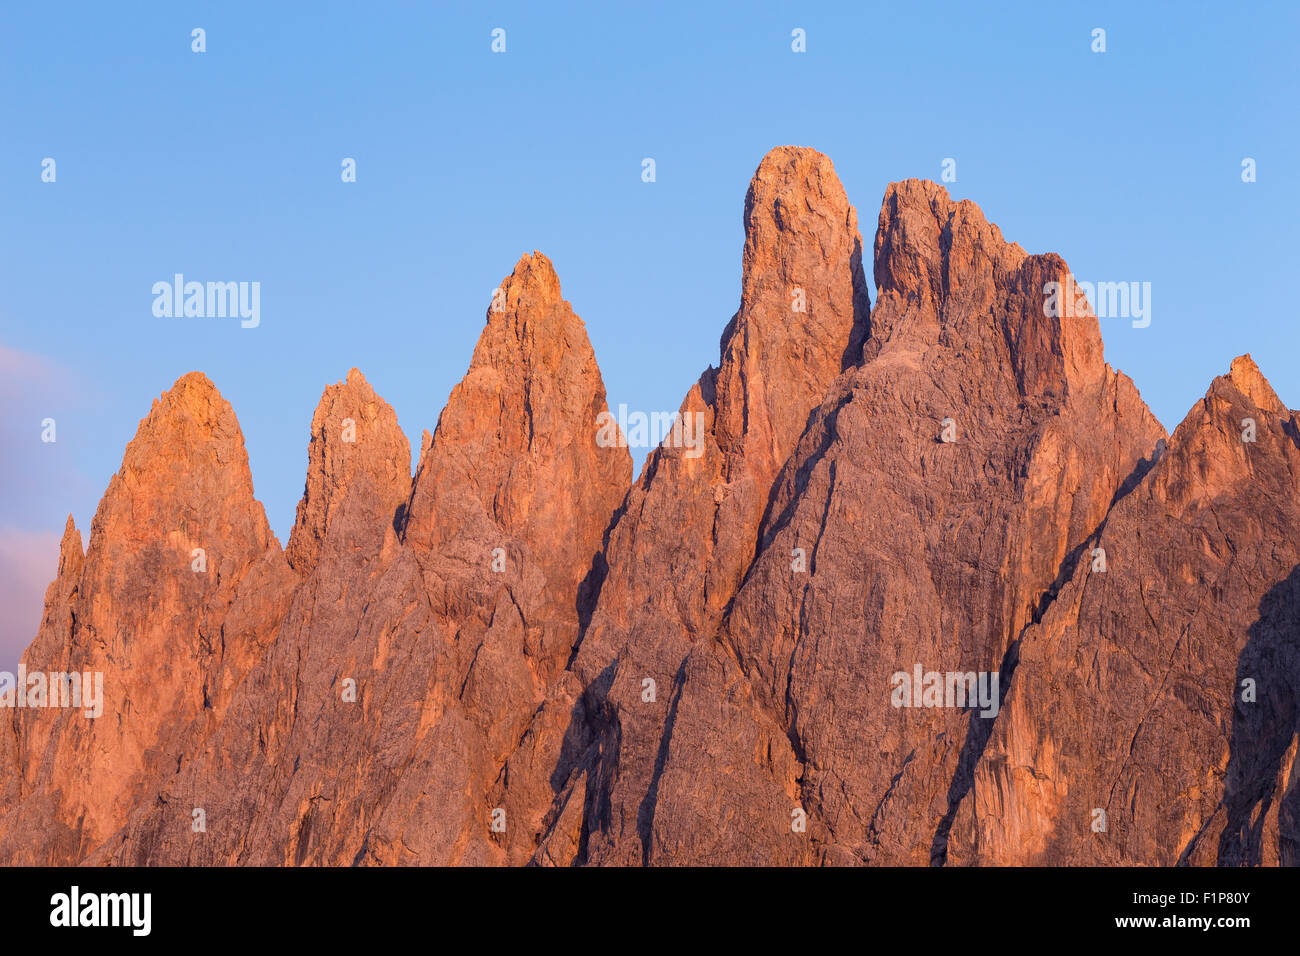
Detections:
[537, 174, 1168, 866]
[952, 355, 1300, 866]
[0, 375, 297, 863]
[3, 147, 1295, 867]
[690, 181, 1167, 866]
[285, 368, 411, 576]
[539, 146, 873, 866]
[87, 252, 629, 866]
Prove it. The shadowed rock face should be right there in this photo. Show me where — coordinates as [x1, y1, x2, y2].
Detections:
[2, 147, 1296, 867]
[952, 356, 1300, 866]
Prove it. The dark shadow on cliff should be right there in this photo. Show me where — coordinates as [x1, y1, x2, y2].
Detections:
[840, 236, 872, 372]
[570, 495, 628, 668]
[928, 444, 1160, 866]
[928, 636, 1019, 865]
[540, 261, 870, 865]
[635, 657, 687, 866]
[1205, 563, 1300, 866]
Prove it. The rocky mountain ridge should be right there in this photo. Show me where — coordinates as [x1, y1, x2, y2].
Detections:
[2, 146, 1293, 866]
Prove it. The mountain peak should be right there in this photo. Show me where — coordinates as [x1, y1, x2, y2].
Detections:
[146, 371, 228, 430]
[6, 151, 1294, 871]
[285, 368, 411, 575]
[109, 373, 256, 495]
[497, 250, 563, 312]
[1225, 353, 1286, 415]
[748, 145, 838, 190]
[714, 145, 870, 472]
[403, 252, 630, 561]
[874, 178, 1025, 306]
[57, 515, 82, 577]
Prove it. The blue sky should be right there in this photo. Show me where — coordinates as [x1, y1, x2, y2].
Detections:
[1, 1, 1297, 666]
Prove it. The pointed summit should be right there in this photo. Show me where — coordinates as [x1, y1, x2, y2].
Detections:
[714, 146, 870, 473]
[0, 371, 297, 862]
[869, 179, 1119, 401]
[285, 368, 411, 575]
[873, 179, 1026, 336]
[56, 515, 82, 580]
[1225, 353, 1287, 415]
[404, 251, 630, 585]
[27, 514, 84, 672]
[498, 251, 563, 311]
[1170, 354, 1290, 451]
[963, 355, 1300, 867]
[1144, 355, 1297, 512]
[145, 371, 231, 432]
[554, 148, 875, 866]
[93, 371, 276, 560]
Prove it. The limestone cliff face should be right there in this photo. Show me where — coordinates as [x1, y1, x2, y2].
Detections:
[285, 368, 412, 577]
[0, 374, 297, 864]
[3, 148, 1295, 867]
[697, 181, 1166, 866]
[543, 174, 1167, 866]
[89, 256, 629, 866]
[536, 146, 872, 866]
[953, 355, 1300, 866]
